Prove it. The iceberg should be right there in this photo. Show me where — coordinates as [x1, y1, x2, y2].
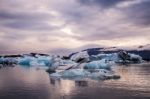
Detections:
[18, 55, 53, 66]
[70, 51, 89, 62]
[30, 60, 46, 66]
[0, 57, 17, 65]
[90, 53, 123, 63]
[118, 51, 143, 63]
[129, 53, 143, 63]
[0, 49, 144, 80]
[47, 57, 78, 73]
[84, 59, 114, 70]
[18, 56, 34, 66]
[36, 55, 52, 66]
[50, 69, 120, 80]
[0, 57, 4, 64]
[90, 51, 143, 64]
[58, 69, 90, 78]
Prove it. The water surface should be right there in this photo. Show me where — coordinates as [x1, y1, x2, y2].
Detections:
[0, 63, 150, 99]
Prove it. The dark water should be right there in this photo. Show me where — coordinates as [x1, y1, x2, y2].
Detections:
[0, 63, 150, 99]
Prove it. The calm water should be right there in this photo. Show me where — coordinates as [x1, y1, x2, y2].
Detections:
[0, 63, 150, 99]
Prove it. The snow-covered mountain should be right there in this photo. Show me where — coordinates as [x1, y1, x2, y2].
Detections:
[101, 44, 150, 51]
[71, 44, 150, 61]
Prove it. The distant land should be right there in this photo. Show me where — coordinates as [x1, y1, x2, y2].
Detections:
[71, 44, 150, 61]
[0, 44, 150, 61]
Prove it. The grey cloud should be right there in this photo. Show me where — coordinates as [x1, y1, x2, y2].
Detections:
[78, 0, 126, 8]
[0, 37, 21, 54]
[58, 0, 150, 41]
[125, 0, 150, 26]
[2, 32, 24, 40]
[0, 10, 59, 31]
[49, 44, 103, 55]
[73, 30, 126, 41]
[0, 10, 51, 20]
[3, 21, 57, 31]
[0, 0, 150, 54]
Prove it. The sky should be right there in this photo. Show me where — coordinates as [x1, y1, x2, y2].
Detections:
[0, 0, 150, 55]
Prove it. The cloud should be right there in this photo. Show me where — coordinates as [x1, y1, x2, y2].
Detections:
[78, 0, 126, 8]
[0, 9, 60, 31]
[0, 0, 150, 54]
[124, 0, 150, 26]
[58, 0, 150, 41]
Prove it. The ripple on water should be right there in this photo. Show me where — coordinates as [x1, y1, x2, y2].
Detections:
[0, 64, 149, 99]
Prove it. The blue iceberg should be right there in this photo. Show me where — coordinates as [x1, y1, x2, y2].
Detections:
[84, 59, 114, 70]
[50, 69, 120, 80]
[18, 55, 53, 66]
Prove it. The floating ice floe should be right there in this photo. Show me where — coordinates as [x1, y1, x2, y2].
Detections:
[18, 56, 34, 66]
[50, 69, 120, 80]
[70, 51, 89, 62]
[84, 59, 114, 70]
[18, 55, 52, 66]
[0, 50, 144, 80]
[49, 55, 118, 80]
[47, 57, 77, 73]
[129, 53, 143, 63]
[90, 51, 143, 63]
[48, 51, 143, 80]
[91, 53, 120, 62]
[0, 57, 17, 65]
[118, 51, 143, 63]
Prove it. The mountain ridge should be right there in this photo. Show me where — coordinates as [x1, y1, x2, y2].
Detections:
[77, 44, 150, 61]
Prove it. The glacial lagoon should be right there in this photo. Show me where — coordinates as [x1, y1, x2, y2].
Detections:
[0, 63, 150, 99]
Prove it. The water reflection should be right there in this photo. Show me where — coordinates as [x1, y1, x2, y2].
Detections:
[75, 81, 88, 87]
[49, 77, 75, 95]
[49, 77, 88, 87]
[0, 64, 149, 99]
[49, 77, 61, 85]
[105, 64, 150, 92]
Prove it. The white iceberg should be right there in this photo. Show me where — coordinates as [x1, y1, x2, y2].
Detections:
[70, 51, 89, 62]
[84, 59, 114, 70]
[50, 69, 120, 80]
[30, 60, 46, 66]
[48, 56, 78, 72]
[18, 55, 52, 66]
[91, 53, 121, 62]
[36, 55, 52, 66]
[18, 56, 34, 66]
[0, 57, 18, 65]
[129, 53, 143, 63]
[91, 52, 143, 63]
